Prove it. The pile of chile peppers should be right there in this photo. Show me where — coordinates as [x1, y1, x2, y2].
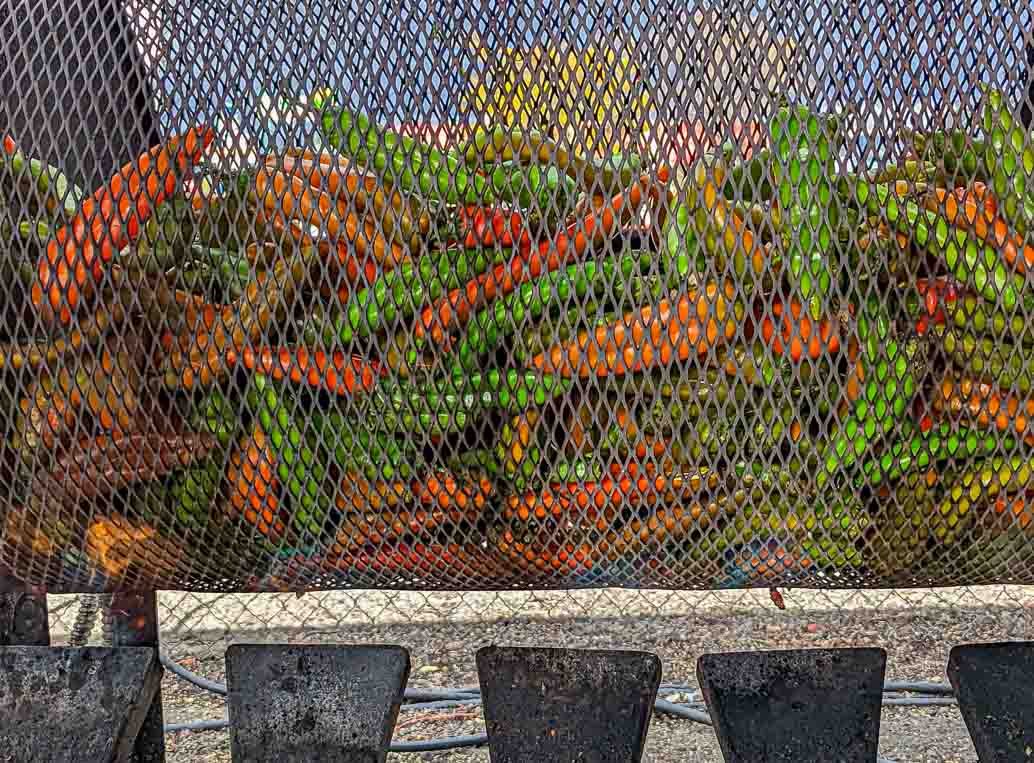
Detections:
[2, 84, 1034, 591]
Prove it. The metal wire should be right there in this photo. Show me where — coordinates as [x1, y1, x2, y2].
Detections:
[0, 0, 1032, 602]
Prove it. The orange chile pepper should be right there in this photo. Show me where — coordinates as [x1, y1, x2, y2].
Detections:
[160, 241, 376, 390]
[266, 214, 386, 284]
[926, 183, 1034, 273]
[276, 153, 373, 201]
[499, 466, 710, 577]
[32, 127, 213, 326]
[254, 167, 407, 267]
[532, 280, 737, 378]
[612, 406, 675, 461]
[757, 296, 842, 363]
[331, 470, 494, 551]
[992, 491, 1034, 530]
[933, 375, 1034, 447]
[225, 425, 285, 539]
[275, 154, 430, 249]
[504, 462, 710, 524]
[496, 531, 600, 576]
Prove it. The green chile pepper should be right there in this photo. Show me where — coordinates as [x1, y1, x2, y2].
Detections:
[905, 129, 989, 185]
[489, 161, 578, 224]
[819, 299, 921, 487]
[982, 88, 1034, 233]
[772, 104, 839, 321]
[313, 408, 420, 482]
[722, 148, 776, 203]
[460, 125, 643, 196]
[318, 101, 491, 205]
[453, 252, 665, 374]
[856, 181, 1025, 312]
[170, 458, 224, 528]
[939, 329, 1034, 394]
[862, 422, 1010, 488]
[498, 410, 544, 491]
[0, 141, 82, 221]
[330, 246, 506, 344]
[119, 197, 197, 275]
[178, 246, 253, 303]
[375, 371, 570, 437]
[247, 376, 331, 536]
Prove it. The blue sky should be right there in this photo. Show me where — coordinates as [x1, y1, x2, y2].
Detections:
[142, 0, 1031, 159]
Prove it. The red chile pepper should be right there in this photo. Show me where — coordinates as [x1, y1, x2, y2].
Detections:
[914, 277, 962, 335]
[227, 346, 387, 398]
[417, 169, 668, 347]
[320, 541, 505, 579]
[459, 206, 530, 249]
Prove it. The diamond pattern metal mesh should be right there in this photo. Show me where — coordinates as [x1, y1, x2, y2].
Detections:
[0, 0, 1033, 593]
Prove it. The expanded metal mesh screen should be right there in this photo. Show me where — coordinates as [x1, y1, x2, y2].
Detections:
[0, 0, 1033, 593]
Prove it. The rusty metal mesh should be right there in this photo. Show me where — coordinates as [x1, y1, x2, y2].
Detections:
[1, 0, 1033, 593]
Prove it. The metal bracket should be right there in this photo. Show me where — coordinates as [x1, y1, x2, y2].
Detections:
[476, 646, 662, 763]
[225, 644, 410, 763]
[0, 593, 50, 646]
[0, 646, 161, 763]
[108, 592, 165, 763]
[697, 648, 886, 763]
[948, 642, 1034, 762]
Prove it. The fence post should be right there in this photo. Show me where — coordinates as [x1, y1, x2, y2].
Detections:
[109, 591, 165, 763]
[948, 642, 1034, 761]
[0, 646, 161, 763]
